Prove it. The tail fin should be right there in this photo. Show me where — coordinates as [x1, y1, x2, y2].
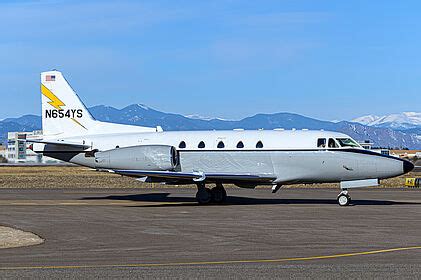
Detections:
[41, 70, 95, 137]
[41, 70, 157, 138]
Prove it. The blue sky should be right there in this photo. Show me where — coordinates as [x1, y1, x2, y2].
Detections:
[0, 0, 420, 121]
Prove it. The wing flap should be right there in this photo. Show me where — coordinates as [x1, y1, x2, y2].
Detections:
[112, 170, 204, 180]
[112, 169, 276, 184]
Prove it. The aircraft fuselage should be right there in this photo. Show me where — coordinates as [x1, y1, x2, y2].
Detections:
[40, 130, 411, 186]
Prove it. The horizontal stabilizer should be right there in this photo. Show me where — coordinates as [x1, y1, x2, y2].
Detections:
[27, 139, 91, 149]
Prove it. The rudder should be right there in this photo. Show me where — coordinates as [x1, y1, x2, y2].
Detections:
[41, 70, 95, 137]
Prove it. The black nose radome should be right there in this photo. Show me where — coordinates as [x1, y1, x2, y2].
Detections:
[403, 160, 415, 174]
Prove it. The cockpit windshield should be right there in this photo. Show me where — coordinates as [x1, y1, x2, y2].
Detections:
[336, 138, 360, 148]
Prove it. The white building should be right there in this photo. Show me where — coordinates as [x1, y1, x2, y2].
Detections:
[358, 140, 373, 150]
[6, 131, 62, 164]
[0, 145, 6, 161]
[357, 140, 390, 156]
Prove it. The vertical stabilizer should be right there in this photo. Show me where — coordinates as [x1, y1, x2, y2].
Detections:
[41, 71, 95, 137]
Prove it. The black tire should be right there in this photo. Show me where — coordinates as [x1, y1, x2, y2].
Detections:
[337, 194, 350, 206]
[211, 187, 227, 203]
[196, 188, 212, 205]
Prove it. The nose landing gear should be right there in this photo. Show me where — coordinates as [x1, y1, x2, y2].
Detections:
[196, 183, 227, 205]
[337, 189, 352, 206]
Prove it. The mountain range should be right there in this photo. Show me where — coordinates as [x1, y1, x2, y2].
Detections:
[1, 105, 420, 149]
[352, 112, 421, 129]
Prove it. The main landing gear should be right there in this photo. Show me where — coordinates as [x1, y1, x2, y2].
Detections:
[195, 183, 227, 205]
[337, 189, 352, 206]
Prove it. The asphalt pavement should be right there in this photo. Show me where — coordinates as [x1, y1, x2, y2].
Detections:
[0, 188, 421, 279]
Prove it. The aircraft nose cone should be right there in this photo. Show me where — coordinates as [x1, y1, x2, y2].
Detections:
[403, 160, 415, 174]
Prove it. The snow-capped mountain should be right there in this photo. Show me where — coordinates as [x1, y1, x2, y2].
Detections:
[352, 115, 381, 126]
[352, 112, 421, 129]
[184, 114, 217, 121]
[184, 114, 232, 121]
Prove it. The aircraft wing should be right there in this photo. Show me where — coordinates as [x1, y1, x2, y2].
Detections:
[27, 139, 91, 149]
[111, 169, 276, 184]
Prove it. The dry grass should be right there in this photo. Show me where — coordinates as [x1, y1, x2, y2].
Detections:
[0, 166, 149, 189]
[0, 166, 418, 189]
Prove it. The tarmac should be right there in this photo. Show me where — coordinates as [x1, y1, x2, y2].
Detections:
[0, 187, 421, 279]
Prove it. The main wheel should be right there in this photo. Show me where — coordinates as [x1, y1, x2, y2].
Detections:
[337, 194, 351, 206]
[211, 187, 227, 203]
[196, 188, 212, 204]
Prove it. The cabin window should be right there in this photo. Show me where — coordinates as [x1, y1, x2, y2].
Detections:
[256, 141, 264, 148]
[237, 141, 244, 148]
[317, 138, 326, 148]
[178, 141, 186, 149]
[328, 138, 339, 148]
[217, 141, 225, 148]
[198, 141, 205, 148]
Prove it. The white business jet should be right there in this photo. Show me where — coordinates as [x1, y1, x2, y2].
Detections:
[30, 71, 414, 206]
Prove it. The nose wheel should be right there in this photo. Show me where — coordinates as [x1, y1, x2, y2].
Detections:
[337, 190, 351, 206]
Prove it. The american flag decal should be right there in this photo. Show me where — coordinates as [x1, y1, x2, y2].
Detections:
[46, 75, 56, 81]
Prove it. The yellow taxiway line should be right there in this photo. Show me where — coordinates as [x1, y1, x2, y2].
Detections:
[1, 246, 420, 270]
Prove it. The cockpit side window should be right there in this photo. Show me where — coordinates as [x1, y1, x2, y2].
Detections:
[328, 138, 339, 148]
[336, 138, 360, 148]
[317, 138, 326, 148]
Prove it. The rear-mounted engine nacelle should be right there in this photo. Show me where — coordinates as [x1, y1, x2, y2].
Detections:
[95, 145, 179, 171]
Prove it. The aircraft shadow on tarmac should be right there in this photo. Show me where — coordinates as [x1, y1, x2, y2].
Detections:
[82, 193, 421, 207]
